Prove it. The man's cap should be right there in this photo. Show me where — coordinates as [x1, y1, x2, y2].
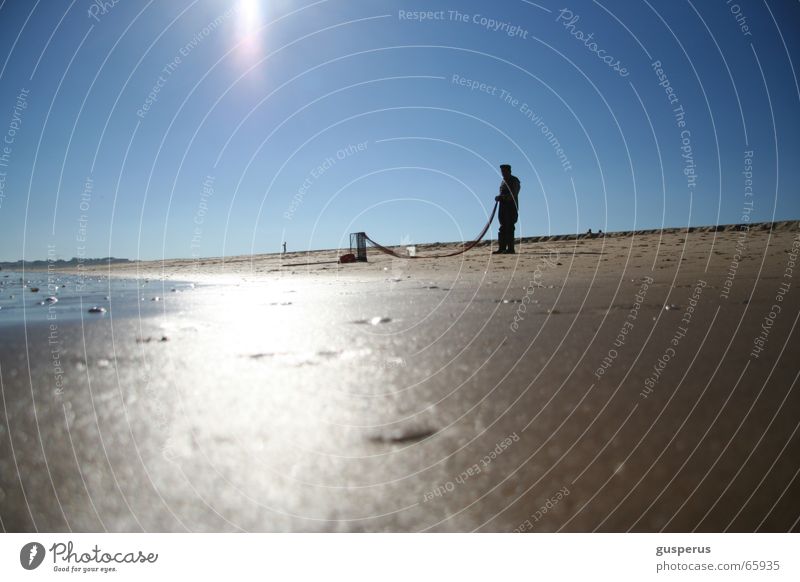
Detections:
[499, 164, 511, 170]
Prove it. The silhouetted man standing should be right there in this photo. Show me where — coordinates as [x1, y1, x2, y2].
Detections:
[494, 164, 521, 254]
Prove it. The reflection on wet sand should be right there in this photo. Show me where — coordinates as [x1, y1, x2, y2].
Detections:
[1, 224, 799, 531]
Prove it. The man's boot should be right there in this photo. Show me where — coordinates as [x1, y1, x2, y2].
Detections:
[493, 231, 506, 254]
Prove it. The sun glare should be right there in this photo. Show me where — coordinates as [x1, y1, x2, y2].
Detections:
[236, 0, 262, 54]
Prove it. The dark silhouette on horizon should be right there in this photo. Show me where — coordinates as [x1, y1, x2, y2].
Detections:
[494, 164, 521, 254]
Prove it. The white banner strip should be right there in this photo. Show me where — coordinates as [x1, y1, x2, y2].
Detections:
[1, 533, 798, 581]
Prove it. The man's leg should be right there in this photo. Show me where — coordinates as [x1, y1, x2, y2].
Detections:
[506, 221, 516, 254]
[495, 224, 507, 253]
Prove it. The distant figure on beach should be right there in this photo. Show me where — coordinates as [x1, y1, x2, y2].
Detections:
[494, 164, 521, 254]
[587, 228, 593, 236]
[282, 241, 287, 253]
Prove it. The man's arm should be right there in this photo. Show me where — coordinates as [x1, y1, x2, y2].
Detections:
[495, 179, 517, 202]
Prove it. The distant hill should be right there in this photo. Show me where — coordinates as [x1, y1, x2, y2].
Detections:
[0, 258, 132, 270]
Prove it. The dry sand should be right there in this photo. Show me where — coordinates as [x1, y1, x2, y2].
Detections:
[2, 221, 799, 531]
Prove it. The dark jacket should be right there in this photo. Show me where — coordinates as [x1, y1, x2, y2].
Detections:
[498, 175, 520, 222]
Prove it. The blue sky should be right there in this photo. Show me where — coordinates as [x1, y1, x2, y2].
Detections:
[0, 0, 798, 261]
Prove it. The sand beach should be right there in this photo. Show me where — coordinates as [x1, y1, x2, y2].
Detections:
[1, 221, 798, 532]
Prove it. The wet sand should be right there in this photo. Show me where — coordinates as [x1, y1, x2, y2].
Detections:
[1, 222, 799, 532]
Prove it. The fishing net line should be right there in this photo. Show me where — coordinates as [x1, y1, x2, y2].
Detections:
[361, 201, 498, 259]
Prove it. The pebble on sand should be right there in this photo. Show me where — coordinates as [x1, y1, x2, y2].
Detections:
[351, 316, 392, 325]
[367, 426, 437, 444]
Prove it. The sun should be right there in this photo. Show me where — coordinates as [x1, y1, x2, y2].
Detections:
[237, 0, 260, 26]
[236, 0, 262, 54]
